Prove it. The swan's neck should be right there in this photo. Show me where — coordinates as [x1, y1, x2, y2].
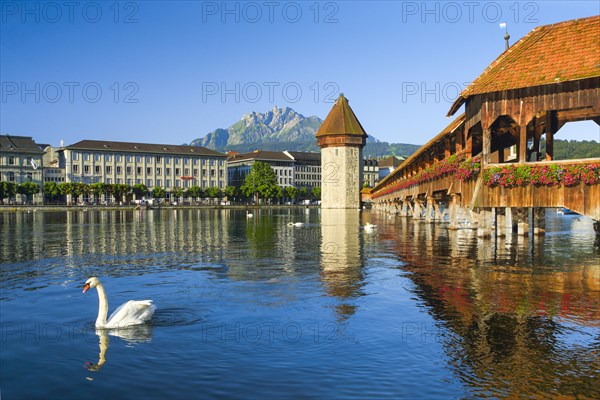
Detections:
[95, 283, 109, 327]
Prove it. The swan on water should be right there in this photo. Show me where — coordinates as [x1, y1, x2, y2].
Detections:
[287, 222, 305, 227]
[83, 277, 155, 329]
[246, 211, 253, 218]
[363, 222, 377, 232]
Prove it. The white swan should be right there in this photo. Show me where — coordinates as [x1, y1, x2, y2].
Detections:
[246, 211, 253, 218]
[83, 277, 156, 329]
[287, 222, 305, 227]
[363, 222, 377, 232]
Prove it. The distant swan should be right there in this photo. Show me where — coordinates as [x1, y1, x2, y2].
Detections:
[83, 277, 156, 329]
[287, 222, 305, 227]
[363, 222, 377, 232]
[246, 211, 253, 218]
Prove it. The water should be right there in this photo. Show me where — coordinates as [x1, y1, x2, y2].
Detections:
[1, 208, 598, 399]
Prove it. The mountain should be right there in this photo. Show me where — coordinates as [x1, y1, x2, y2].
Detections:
[189, 106, 420, 157]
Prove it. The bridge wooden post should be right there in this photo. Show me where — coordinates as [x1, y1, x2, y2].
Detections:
[519, 124, 528, 163]
[476, 208, 493, 238]
[533, 207, 545, 236]
[495, 208, 507, 237]
[545, 111, 557, 161]
[510, 208, 519, 233]
[482, 128, 491, 165]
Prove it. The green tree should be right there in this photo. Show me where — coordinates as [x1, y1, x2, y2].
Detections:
[43, 182, 61, 204]
[17, 182, 40, 204]
[132, 183, 148, 199]
[89, 182, 105, 203]
[186, 186, 203, 203]
[223, 185, 237, 200]
[285, 186, 298, 201]
[108, 184, 130, 204]
[205, 187, 222, 204]
[152, 186, 166, 201]
[299, 187, 309, 199]
[311, 187, 321, 199]
[241, 161, 278, 204]
[172, 187, 184, 204]
[0, 182, 16, 204]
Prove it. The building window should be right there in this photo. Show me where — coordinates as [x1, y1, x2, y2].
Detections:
[175, 168, 180, 176]
[175, 157, 181, 164]
[104, 154, 111, 162]
[146, 167, 152, 174]
[166, 157, 171, 164]
[73, 165, 79, 173]
[116, 155, 122, 162]
[84, 153, 90, 161]
[166, 179, 171, 188]
[127, 166, 132, 175]
[95, 154, 101, 161]
[84, 165, 90, 174]
[193, 159, 198, 165]
[95, 166, 101, 174]
[8, 156, 15, 165]
[127, 155, 133, 162]
[136, 155, 142, 163]
[166, 168, 171, 175]
[107, 178, 112, 184]
[106, 166, 112, 174]
[72, 152, 79, 161]
[137, 167, 142, 174]
[146, 156, 152, 163]
[157, 179, 161, 187]
[156, 167, 162, 175]
[156, 156, 162, 163]
[184, 158, 189, 165]
[7, 171, 15, 181]
[193, 169, 198, 176]
[116, 166, 121, 174]
[147, 179, 152, 187]
[184, 168, 189, 176]
[117, 178, 122, 184]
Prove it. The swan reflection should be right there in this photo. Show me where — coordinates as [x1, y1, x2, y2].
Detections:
[85, 324, 153, 372]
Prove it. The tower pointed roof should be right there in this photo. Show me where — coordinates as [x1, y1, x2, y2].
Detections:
[316, 94, 368, 138]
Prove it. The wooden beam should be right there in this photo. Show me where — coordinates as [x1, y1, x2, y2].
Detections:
[545, 111, 557, 161]
[482, 128, 491, 165]
[519, 124, 527, 163]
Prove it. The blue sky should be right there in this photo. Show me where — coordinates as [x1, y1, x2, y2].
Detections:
[1, 1, 599, 147]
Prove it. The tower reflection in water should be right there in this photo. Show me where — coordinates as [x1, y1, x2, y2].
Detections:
[320, 209, 365, 320]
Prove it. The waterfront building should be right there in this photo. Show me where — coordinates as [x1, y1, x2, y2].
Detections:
[378, 156, 403, 180]
[59, 140, 227, 201]
[363, 159, 379, 188]
[227, 150, 295, 188]
[316, 94, 368, 209]
[283, 151, 321, 189]
[0, 135, 45, 203]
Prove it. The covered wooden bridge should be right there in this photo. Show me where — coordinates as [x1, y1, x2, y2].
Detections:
[370, 16, 600, 236]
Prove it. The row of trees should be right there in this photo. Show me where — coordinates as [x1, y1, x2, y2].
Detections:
[1, 174, 321, 205]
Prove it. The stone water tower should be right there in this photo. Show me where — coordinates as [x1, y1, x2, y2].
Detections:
[316, 94, 368, 209]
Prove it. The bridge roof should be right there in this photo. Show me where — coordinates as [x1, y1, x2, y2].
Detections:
[316, 94, 368, 138]
[448, 15, 600, 116]
[373, 113, 466, 192]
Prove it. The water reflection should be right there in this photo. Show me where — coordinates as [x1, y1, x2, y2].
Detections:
[374, 213, 600, 398]
[85, 325, 153, 373]
[320, 209, 365, 320]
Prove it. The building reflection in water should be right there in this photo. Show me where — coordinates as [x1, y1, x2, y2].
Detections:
[320, 209, 365, 320]
[375, 213, 599, 398]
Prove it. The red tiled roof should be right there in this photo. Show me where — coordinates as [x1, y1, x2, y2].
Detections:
[316, 94, 368, 138]
[449, 15, 600, 116]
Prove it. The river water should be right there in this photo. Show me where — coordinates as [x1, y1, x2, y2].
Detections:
[1, 208, 598, 399]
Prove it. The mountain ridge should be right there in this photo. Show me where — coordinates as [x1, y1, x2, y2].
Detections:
[189, 106, 421, 158]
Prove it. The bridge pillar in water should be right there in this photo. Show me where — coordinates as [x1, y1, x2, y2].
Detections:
[425, 197, 435, 223]
[476, 208, 493, 238]
[533, 207, 545, 236]
[400, 200, 409, 217]
[517, 207, 529, 236]
[448, 195, 460, 230]
[413, 200, 423, 220]
[495, 208, 507, 237]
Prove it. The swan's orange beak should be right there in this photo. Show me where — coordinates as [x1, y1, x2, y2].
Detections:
[83, 283, 90, 293]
